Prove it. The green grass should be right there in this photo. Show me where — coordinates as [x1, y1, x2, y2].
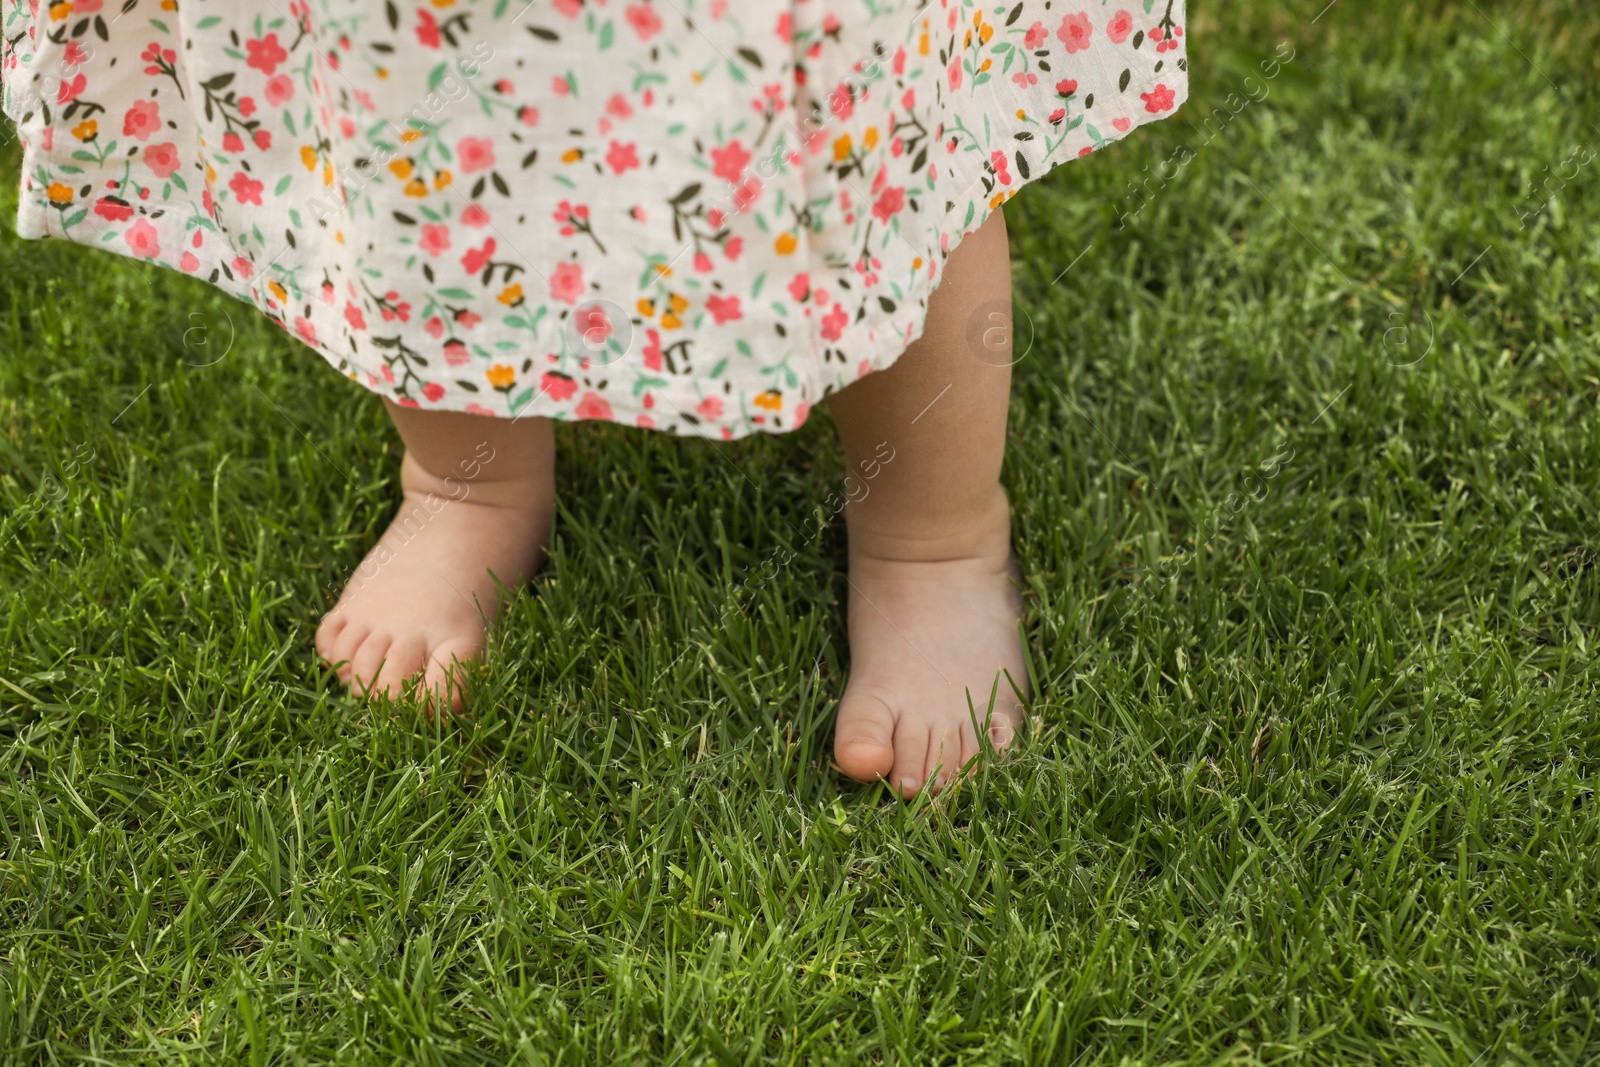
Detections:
[4, 0, 1600, 1061]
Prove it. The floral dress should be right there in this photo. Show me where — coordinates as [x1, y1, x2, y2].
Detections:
[3, 0, 1186, 439]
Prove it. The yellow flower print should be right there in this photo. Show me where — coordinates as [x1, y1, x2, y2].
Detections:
[45, 182, 73, 204]
[774, 232, 798, 255]
[561, 148, 583, 163]
[389, 158, 413, 179]
[48, 1, 70, 20]
[497, 284, 523, 305]
[660, 313, 682, 330]
[863, 127, 878, 150]
[300, 145, 317, 170]
[486, 364, 516, 389]
[404, 177, 428, 197]
[71, 119, 97, 141]
[833, 135, 852, 162]
[753, 391, 782, 412]
[322, 161, 334, 186]
[668, 293, 689, 314]
[980, 23, 993, 44]
[400, 127, 423, 144]
[637, 298, 656, 317]
[267, 279, 288, 302]
[432, 170, 452, 190]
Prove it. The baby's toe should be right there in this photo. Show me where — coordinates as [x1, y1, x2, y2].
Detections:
[834, 686, 897, 784]
[313, 611, 346, 663]
[891, 718, 932, 799]
[373, 634, 429, 697]
[420, 636, 478, 714]
[925, 722, 964, 794]
[348, 633, 394, 697]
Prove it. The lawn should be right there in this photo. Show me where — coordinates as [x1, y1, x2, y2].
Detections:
[4, 0, 1600, 1062]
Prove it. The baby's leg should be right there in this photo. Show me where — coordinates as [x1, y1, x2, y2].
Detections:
[827, 208, 1026, 797]
[314, 402, 555, 708]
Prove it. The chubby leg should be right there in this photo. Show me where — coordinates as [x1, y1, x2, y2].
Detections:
[314, 401, 555, 709]
[827, 208, 1026, 797]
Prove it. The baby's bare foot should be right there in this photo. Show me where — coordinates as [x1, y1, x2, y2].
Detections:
[314, 448, 552, 709]
[833, 491, 1027, 797]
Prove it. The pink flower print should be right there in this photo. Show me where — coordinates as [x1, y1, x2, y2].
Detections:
[553, 0, 581, 16]
[705, 295, 742, 324]
[460, 203, 490, 227]
[1056, 78, 1078, 96]
[293, 317, 318, 345]
[541, 372, 578, 401]
[552, 75, 570, 96]
[264, 74, 294, 105]
[461, 238, 496, 274]
[520, 106, 540, 126]
[418, 223, 451, 256]
[947, 56, 961, 91]
[694, 252, 714, 273]
[624, 4, 662, 40]
[642, 329, 663, 371]
[820, 304, 849, 342]
[549, 261, 584, 304]
[605, 141, 640, 175]
[93, 197, 134, 222]
[425, 316, 445, 339]
[1106, 9, 1134, 43]
[237, 97, 256, 118]
[696, 396, 723, 420]
[724, 236, 743, 261]
[122, 218, 159, 259]
[416, 10, 441, 48]
[177, 251, 199, 272]
[1024, 21, 1047, 48]
[1012, 72, 1038, 88]
[457, 137, 495, 173]
[732, 176, 762, 212]
[231, 256, 254, 280]
[143, 141, 180, 178]
[893, 45, 907, 75]
[245, 33, 288, 75]
[1057, 12, 1092, 53]
[443, 340, 470, 365]
[575, 392, 614, 420]
[787, 273, 810, 302]
[63, 40, 90, 68]
[122, 100, 161, 140]
[636, 415, 656, 430]
[57, 73, 85, 104]
[991, 150, 1012, 186]
[344, 302, 367, 330]
[605, 93, 633, 119]
[1141, 83, 1177, 112]
[457, 310, 482, 328]
[791, 400, 810, 428]
[229, 171, 264, 205]
[710, 140, 751, 183]
[775, 12, 791, 41]
[464, 403, 496, 417]
[223, 133, 244, 153]
[1112, 116, 1132, 132]
[253, 128, 274, 150]
[422, 382, 446, 403]
[872, 186, 905, 223]
[827, 84, 853, 121]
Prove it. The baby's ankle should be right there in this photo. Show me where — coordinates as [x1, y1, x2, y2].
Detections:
[845, 483, 1012, 564]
